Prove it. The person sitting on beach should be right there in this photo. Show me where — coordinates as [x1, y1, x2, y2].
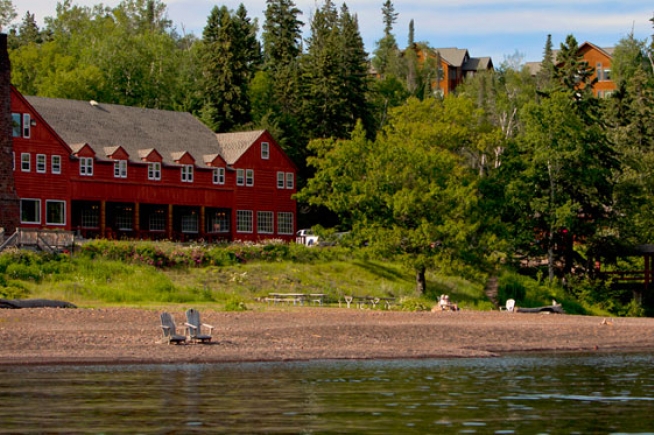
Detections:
[437, 294, 459, 311]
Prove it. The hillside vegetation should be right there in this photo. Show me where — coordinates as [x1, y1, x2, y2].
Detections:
[0, 240, 616, 316]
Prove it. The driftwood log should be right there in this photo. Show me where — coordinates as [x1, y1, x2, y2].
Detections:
[516, 305, 564, 314]
[0, 299, 77, 309]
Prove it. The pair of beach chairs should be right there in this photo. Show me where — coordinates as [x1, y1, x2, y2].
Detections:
[160, 309, 214, 345]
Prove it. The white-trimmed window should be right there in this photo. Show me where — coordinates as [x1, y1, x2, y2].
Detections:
[51, 155, 61, 174]
[181, 165, 194, 182]
[277, 212, 294, 235]
[261, 142, 270, 159]
[277, 171, 285, 189]
[237, 210, 253, 233]
[114, 160, 127, 178]
[20, 199, 41, 224]
[207, 210, 229, 233]
[236, 168, 245, 186]
[181, 213, 199, 233]
[286, 172, 294, 189]
[36, 154, 46, 173]
[21, 153, 30, 172]
[148, 162, 161, 180]
[246, 169, 254, 186]
[46, 200, 66, 225]
[22, 114, 31, 138]
[11, 113, 21, 137]
[213, 167, 225, 185]
[80, 157, 93, 176]
[257, 211, 274, 234]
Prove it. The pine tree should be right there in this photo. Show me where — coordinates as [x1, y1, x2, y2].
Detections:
[371, 0, 400, 78]
[198, 4, 260, 132]
[537, 34, 555, 91]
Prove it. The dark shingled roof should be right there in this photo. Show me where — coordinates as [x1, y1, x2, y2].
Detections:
[25, 96, 223, 167]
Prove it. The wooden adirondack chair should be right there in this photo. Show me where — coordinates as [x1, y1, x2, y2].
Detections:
[160, 312, 186, 345]
[185, 308, 214, 344]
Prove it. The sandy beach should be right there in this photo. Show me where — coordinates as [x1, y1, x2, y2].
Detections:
[1, 306, 653, 366]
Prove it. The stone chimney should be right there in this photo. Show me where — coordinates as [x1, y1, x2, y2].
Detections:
[0, 33, 20, 234]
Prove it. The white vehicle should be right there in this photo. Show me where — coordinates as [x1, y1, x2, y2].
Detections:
[296, 229, 319, 246]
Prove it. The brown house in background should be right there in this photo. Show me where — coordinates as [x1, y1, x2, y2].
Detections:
[526, 41, 616, 98]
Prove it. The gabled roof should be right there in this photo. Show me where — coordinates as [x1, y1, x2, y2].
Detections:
[435, 48, 469, 67]
[25, 96, 221, 168]
[216, 130, 265, 165]
[463, 56, 493, 71]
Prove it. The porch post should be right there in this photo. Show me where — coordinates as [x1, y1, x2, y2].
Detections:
[200, 206, 205, 238]
[134, 202, 140, 237]
[167, 204, 173, 240]
[100, 200, 106, 237]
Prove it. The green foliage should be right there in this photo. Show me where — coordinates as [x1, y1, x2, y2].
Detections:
[396, 297, 430, 312]
[497, 272, 527, 303]
[224, 298, 248, 311]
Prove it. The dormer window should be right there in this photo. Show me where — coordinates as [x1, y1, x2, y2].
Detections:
[181, 165, 194, 182]
[114, 160, 127, 178]
[261, 142, 270, 159]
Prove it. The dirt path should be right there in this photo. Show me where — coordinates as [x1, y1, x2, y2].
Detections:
[1, 307, 653, 366]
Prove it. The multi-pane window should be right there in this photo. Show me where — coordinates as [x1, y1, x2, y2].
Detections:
[148, 162, 161, 180]
[277, 212, 294, 235]
[51, 155, 61, 174]
[149, 209, 166, 232]
[277, 172, 285, 189]
[115, 206, 133, 231]
[246, 169, 254, 186]
[20, 199, 41, 224]
[261, 142, 270, 159]
[181, 213, 198, 233]
[257, 211, 274, 234]
[236, 169, 245, 186]
[46, 200, 65, 225]
[81, 206, 99, 228]
[36, 154, 46, 173]
[22, 114, 31, 138]
[237, 210, 253, 233]
[285, 172, 294, 189]
[114, 160, 127, 178]
[207, 210, 229, 233]
[21, 153, 30, 172]
[181, 165, 194, 182]
[213, 167, 225, 185]
[80, 157, 93, 176]
[11, 113, 21, 137]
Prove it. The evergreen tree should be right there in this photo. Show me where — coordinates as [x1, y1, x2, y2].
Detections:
[537, 34, 555, 91]
[371, 0, 401, 78]
[8, 11, 44, 49]
[300, 0, 346, 140]
[338, 4, 372, 136]
[0, 0, 16, 32]
[198, 4, 260, 132]
[260, 0, 304, 159]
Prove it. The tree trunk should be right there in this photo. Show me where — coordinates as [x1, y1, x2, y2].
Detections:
[415, 266, 426, 295]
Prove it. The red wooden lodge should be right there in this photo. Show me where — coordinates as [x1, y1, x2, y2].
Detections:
[0, 35, 297, 244]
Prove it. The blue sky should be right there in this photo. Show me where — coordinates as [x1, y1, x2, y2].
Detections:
[16, 0, 653, 65]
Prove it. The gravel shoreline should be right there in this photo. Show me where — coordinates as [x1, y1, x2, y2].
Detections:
[1, 307, 653, 366]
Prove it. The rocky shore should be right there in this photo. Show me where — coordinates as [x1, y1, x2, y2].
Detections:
[1, 306, 653, 366]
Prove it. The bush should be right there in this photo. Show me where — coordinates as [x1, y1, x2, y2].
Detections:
[498, 272, 527, 303]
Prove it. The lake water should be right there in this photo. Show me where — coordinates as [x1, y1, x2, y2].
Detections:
[1, 353, 653, 434]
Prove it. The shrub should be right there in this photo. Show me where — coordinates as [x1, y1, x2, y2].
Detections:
[498, 272, 527, 303]
[224, 297, 248, 311]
